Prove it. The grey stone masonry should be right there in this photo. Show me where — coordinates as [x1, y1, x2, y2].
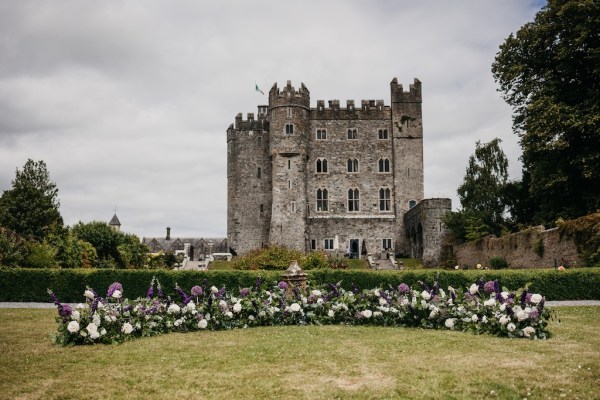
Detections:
[227, 78, 446, 262]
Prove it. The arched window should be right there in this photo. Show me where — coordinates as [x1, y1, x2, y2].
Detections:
[379, 188, 391, 211]
[378, 129, 389, 139]
[257, 167, 261, 179]
[316, 188, 328, 212]
[378, 158, 390, 173]
[347, 129, 357, 139]
[409, 200, 417, 209]
[347, 159, 359, 173]
[316, 158, 328, 173]
[348, 188, 359, 212]
[316, 129, 327, 140]
[285, 124, 294, 134]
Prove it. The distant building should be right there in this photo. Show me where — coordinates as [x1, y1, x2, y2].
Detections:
[142, 227, 228, 261]
[108, 213, 121, 232]
[227, 78, 451, 265]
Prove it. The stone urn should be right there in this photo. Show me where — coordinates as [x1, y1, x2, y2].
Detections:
[282, 260, 307, 290]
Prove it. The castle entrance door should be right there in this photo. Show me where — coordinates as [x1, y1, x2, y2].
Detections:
[350, 239, 360, 259]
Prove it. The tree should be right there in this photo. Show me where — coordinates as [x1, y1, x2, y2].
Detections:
[492, 0, 600, 225]
[0, 159, 63, 239]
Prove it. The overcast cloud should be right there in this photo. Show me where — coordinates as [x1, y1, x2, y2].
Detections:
[0, 0, 544, 238]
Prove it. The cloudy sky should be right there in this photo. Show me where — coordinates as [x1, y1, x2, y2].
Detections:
[0, 0, 545, 239]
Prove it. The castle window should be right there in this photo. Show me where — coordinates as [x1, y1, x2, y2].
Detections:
[378, 129, 389, 139]
[285, 124, 294, 134]
[347, 159, 359, 173]
[379, 188, 391, 211]
[288, 179, 292, 189]
[291, 201, 297, 213]
[287, 108, 293, 118]
[257, 167, 261, 179]
[378, 158, 390, 173]
[347, 129, 357, 140]
[324, 238, 334, 250]
[348, 188, 359, 212]
[257, 136, 262, 146]
[382, 239, 392, 250]
[311, 239, 316, 250]
[316, 188, 328, 212]
[288, 159, 291, 169]
[316, 129, 327, 140]
[409, 200, 417, 209]
[260, 204, 264, 214]
[316, 158, 328, 173]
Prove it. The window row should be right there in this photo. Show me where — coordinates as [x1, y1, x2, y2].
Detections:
[314, 188, 392, 212]
[312, 239, 393, 251]
[313, 129, 389, 140]
[315, 158, 390, 173]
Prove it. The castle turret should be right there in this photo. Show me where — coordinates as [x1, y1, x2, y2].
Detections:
[267, 81, 310, 251]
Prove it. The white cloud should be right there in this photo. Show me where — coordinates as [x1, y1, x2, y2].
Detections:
[0, 0, 544, 237]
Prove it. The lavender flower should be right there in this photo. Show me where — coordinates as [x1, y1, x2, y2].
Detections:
[529, 309, 540, 320]
[175, 284, 192, 305]
[398, 283, 410, 294]
[483, 281, 496, 294]
[525, 293, 533, 304]
[146, 278, 155, 299]
[191, 285, 203, 297]
[107, 282, 123, 297]
[239, 287, 250, 297]
[278, 281, 288, 290]
[254, 277, 262, 291]
[494, 280, 500, 294]
[59, 303, 73, 319]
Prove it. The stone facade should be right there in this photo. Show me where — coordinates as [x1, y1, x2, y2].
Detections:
[453, 226, 581, 269]
[228, 78, 449, 261]
[404, 198, 452, 267]
[142, 228, 227, 260]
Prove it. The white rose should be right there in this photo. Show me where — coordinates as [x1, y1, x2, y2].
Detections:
[522, 326, 536, 338]
[225, 311, 233, 318]
[290, 303, 301, 313]
[121, 322, 133, 334]
[328, 310, 335, 318]
[516, 310, 529, 321]
[484, 298, 496, 307]
[76, 303, 86, 310]
[258, 311, 266, 317]
[174, 319, 182, 327]
[530, 294, 543, 304]
[100, 328, 107, 335]
[469, 284, 479, 295]
[84, 290, 95, 299]
[89, 331, 99, 340]
[233, 303, 242, 313]
[471, 314, 479, 322]
[499, 315, 510, 325]
[231, 297, 238, 304]
[67, 321, 79, 333]
[379, 298, 388, 306]
[445, 318, 455, 329]
[374, 289, 381, 297]
[186, 302, 196, 311]
[362, 310, 373, 318]
[86, 323, 98, 335]
[248, 315, 255, 321]
[373, 311, 382, 318]
[198, 319, 208, 329]
[507, 322, 516, 332]
[400, 298, 409, 306]
[421, 291, 431, 300]
[500, 304, 506, 312]
[421, 300, 427, 308]
[317, 298, 323, 305]
[219, 300, 227, 309]
[92, 314, 101, 326]
[501, 292, 509, 300]
[71, 310, 80, 321]
[439, 289, 446, 299]
[482, 316, 488, 324]
[205, 313, 211, 321]
[112, 290, 122, 299]
[311, 290, 322, 297]
[168, 304, 181, 314]
[211, 286, 219, 294]
[429, 310, 438, 319]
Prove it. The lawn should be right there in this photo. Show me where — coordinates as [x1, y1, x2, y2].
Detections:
[1, 307, 599, 399]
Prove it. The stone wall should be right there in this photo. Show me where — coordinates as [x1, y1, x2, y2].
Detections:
[454, 226, 581, 269]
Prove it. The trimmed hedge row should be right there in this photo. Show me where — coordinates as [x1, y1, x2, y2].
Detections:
[1, 267, 599, 302]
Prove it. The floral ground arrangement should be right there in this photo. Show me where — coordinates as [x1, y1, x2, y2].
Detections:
[49, 276, 553, 345]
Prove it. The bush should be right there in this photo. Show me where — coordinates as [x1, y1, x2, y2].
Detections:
[2, 267, 600, 302]
[489, 256, 508, 270]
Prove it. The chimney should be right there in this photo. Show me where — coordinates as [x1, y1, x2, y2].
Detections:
[166, 227, 171, 240]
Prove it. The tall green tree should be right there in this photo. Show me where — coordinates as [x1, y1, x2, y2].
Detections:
[492, 0, 600, 225]
[0, 159, 63, 239]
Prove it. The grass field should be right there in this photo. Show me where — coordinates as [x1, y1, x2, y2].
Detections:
[1, 307, 599, 399]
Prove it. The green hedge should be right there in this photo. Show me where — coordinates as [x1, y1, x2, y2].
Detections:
[1, 267, 599, 302]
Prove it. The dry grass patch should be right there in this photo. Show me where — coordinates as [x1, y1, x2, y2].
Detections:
[0, 307, 599, 399]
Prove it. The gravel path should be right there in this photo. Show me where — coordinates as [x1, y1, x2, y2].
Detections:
[1, 301, 599, 309]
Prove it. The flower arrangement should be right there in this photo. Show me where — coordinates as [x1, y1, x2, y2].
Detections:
[48, 276, 554, 345]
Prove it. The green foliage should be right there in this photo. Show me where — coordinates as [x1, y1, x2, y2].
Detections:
[23, 241, 58, 268]
[492, 0, 600, 225]
[232, 246, 305, 270]
[558, 212, 600, 267]
[488, 256, 508, 270]
[533, 237, 545, 257]
[0, 228, 26, 267]
[303, 251, 330, 270]
[3, 267, 599, 302]
[0, 159, 63, 240]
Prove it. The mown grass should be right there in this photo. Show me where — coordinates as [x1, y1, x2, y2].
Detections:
[1, 307, 599, 399]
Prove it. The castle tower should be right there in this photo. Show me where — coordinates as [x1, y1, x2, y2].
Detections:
[267, 81, 310, 251]
[390, 78, 424, 250]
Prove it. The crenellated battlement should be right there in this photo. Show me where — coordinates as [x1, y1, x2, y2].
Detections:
[390, 78, 422, 103]
[232, 112, 269, 132]
[269, 80, 310, 109]
[313, 98, 389, 119]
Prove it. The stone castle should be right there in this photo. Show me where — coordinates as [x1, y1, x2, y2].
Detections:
[227, 78, 450, 265]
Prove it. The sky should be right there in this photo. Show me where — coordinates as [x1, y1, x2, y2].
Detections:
[0, 0, 546, 239]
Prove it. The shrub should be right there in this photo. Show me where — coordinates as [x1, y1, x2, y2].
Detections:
[533, 237, 545, 257]
[489, 256, 508, 270]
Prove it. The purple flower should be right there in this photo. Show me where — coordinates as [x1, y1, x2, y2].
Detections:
[278, 281, 288, 290]
[107, 282, 123, 297]
[176, 285, 191, 305]
[483, 281, 496, 294]
[529, 309, 540, 320]
[191, 285, 203, 297]
[59, 303, 73, 318]
[146, 285, 154, 299]
[239, 287, 250, 297]
[398, 283, 410, 294]
[525, 293, 533, 304]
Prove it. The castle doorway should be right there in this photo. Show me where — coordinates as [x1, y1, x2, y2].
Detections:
[349, 239, 360, 259]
